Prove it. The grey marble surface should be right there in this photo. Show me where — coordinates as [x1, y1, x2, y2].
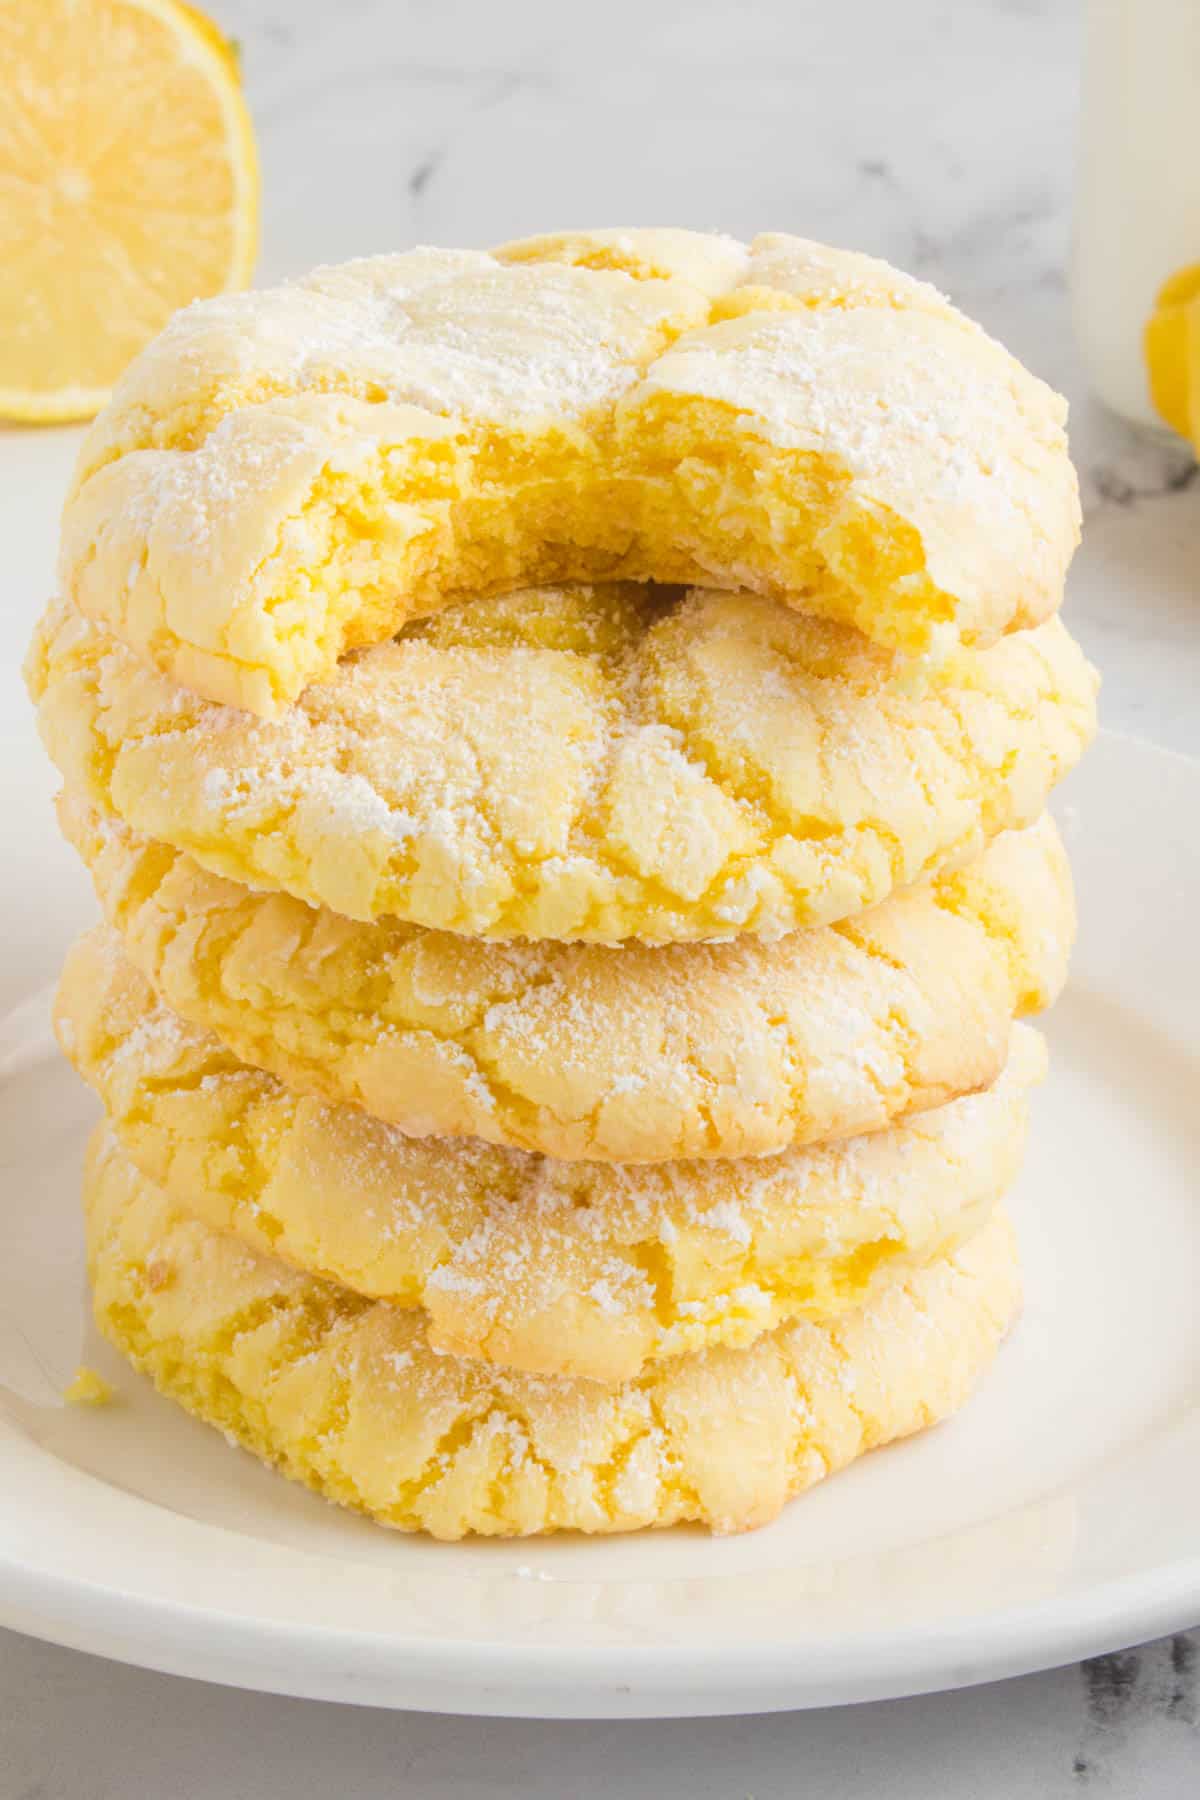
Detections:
[2, 0, 1198, 1792]
[0, 1629, 1197, 1799]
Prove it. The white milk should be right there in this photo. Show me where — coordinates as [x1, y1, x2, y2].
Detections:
[1072, 0, 1200, 426]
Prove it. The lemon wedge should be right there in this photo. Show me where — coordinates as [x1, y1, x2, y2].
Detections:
[0, 0, 258, 422]
[1145, 262, 1200, 444]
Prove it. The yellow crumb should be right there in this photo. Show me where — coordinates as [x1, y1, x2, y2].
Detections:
[64, 1365, 115, 1406]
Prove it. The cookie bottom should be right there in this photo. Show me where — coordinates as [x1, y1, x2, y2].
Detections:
[85, 1130, 1021, 1539]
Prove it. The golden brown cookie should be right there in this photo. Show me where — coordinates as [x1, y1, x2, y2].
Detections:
[58, 928, 1043, 1381]
[61, 796, 1071, 1162]
[84, 1130, 1022, 1536]
[29, 584, 1096, 942]
[60, 230, 1080, 715]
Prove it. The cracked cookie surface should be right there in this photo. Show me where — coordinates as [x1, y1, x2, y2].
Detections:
[84, 1131, 1022, 1536]
[59, 929, 1042, 1381]
[60, 229, 1080, 715]
[30, 583, 1096, 943]
[62, 798, 1071, 1162]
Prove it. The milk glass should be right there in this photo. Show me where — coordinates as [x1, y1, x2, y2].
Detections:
[1072, 0, 1200, 427]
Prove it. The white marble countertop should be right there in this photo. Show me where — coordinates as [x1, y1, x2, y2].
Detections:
[2, 0, 1198, 1792]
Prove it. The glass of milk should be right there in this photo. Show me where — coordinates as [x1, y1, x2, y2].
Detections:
[1072, 0, 1200, 429]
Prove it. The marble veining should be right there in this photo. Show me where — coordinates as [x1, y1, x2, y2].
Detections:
[1074, 1637, 1200, 1785]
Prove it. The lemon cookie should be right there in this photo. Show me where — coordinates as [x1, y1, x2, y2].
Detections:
[62, 798, 1071, 1163]
[30, 584, 1097, 942]
[57, 929, 1042, 1381]
[84, 1131, 1022, 1536]
[58, 229, 1080, 715]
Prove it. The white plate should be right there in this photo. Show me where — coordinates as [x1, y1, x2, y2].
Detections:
[0, 729, 1197, 1719]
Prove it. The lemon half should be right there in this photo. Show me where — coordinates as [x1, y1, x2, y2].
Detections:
[0, 0, 258, 422]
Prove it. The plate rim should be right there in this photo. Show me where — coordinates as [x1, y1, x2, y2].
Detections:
[0, 1519, 1198, 1717]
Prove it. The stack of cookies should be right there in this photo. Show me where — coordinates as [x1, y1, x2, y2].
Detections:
[29, 230, 1098, 1538]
